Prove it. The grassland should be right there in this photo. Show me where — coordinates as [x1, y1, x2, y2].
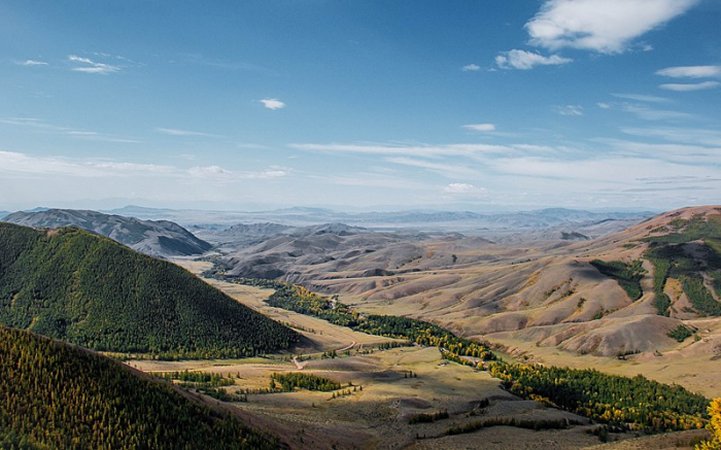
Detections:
[128, 263, 714, 448]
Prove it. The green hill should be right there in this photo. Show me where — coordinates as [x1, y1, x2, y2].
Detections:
[0, 223, 298, 358]
[0, 326, 278, 449]
[643, 212, 721, 316]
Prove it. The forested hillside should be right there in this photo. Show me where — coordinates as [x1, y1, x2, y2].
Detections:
[0, 223, 298, 357]
[0, 326, 278, 449]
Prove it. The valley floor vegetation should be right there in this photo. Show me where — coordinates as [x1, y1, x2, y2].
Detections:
[220, 275, 712, 434]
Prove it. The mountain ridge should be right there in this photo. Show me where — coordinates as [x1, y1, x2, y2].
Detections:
[3, 208, 212, 258]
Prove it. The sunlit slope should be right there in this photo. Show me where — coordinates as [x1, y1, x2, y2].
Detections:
[0, 326, 278, 449]
[299, 207, 721, 358]
[0, 223, 298, 357]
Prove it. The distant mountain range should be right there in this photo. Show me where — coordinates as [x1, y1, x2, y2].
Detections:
[3, 209, 212, 258]
[101, 205, 655, 243]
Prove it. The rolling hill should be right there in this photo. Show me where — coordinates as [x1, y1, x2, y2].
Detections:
[217, 223, 494, 283]
[0, 223, 298, 357]
[0, 326, 278, 449]
[215, 207, 721, 366]
[3, 208, 212, 258]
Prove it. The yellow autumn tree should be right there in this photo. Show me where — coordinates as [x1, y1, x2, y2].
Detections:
[697, 398, 721, 450]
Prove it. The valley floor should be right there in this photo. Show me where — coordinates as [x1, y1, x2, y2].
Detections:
[128, 261, 712, 449]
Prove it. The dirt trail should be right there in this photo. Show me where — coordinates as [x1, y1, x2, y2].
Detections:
[291, 356, 306, 370]
[291, 341, 356, 370]
[336, 341, 356, 352]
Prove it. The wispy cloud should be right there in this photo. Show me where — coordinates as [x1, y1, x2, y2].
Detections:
[598, 103, 691, 121]
[462, 64, 481, 72]
[463, 123, 496, 132]
[291, 142, 516, 158]
[621, 127, 721, 146]
[620, 103, 691, 121]
[495, 49, 571, 70]
[656, 65, 721, 78]
[17, 59, 48, 66]
[525, 0, 699, 54]
[155, 127, 220, 138]
[385, 156, 480, 178]
[659, 81, 720, 91]
[0, 150, 170, 177]
[611, 93, 670, 103]
[260, 98, 286, 110]
[68, 55, 120, 74]
[0, 150, 289, 182]
[443, 183, 486, 196]
[555, 105, 584, 116]
[0, 117, 140, 143]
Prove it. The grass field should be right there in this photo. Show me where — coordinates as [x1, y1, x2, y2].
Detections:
[126, 265, 713, 449]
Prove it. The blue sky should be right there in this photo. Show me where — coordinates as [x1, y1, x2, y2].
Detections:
[1, 0, 720, 211]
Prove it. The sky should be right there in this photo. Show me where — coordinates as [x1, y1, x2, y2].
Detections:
[1, 0, 720, 212]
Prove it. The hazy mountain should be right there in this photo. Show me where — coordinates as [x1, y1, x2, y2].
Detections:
[197, 222, 295, 250]
[106, 205, 652, 234]
[217, 223, 492, 283]
[0, 223, 298, 357]
[3, 208, 212, 258]
[0, 326, 277, 449]
[0, 211, 8, 219]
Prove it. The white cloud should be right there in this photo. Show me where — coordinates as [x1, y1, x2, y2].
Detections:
[0, 150, 170, 177]
[495, 49, 571, 70]
[0, 150, 289, 183]
[463, 123, 496, 132]
[251, 168, 288, 179]
[462, 64, 481, 72]
[187, 165, 232, 177]
[386, 157, 480, 178]
[621, 127, 721, 146]
[620, 103, 691, 121]
[0, 117, 140, 143]
[525, 0, 698, 54]
[656, 65, 721, 78]
[659, 81, 720, 91]
[611, 93, 669, 103]
[260, 98, 286, 110]
[597, 102, 611, 109]
[18, 59, 48, 66]
[555, 105, 584, 116]
[68, 55, 120, 74]
[155, 127, 218, 137]
[291, 142, 515, 158]
[443, 183, 484, 195]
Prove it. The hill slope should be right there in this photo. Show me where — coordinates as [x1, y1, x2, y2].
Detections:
[3, 208, 212, 258]
[0, 223, 298, 357]
[0, 326, 278, 449]
[222, 207, 721, 363]
[217, 223, 494, 282]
